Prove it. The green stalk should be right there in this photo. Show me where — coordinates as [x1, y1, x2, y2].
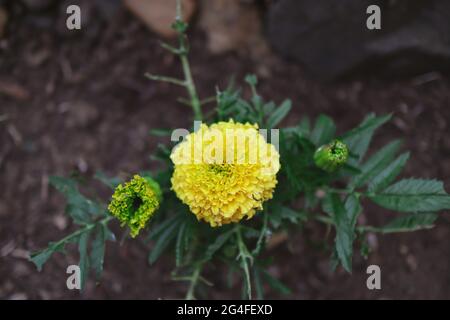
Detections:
[186, 263, 203, 300]
[44, 215, 113, 251]
[146, 0, 203, 121]
[180, 53, 202, 121]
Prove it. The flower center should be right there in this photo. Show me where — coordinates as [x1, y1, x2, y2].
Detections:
[132, 195, 143, 212]
[209, 164, 231, 176]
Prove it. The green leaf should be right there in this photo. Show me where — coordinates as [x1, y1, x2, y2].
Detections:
[267, 99, 292, 128]
[298, 117, 311, 136]
[369, 179, 450, 212]
[90, 224, 112, 281]
[310, 115, 336, 146]
[368, 152, 410, 193]
[378, 213, 438, 233]
[149, 128, 172, 137]
[269, 205, 308, 229]
[262, 101, 276, 115]
[78, 230, 91, 291]
[175, 221, 187, 267]
[148, 214, 181, 241]
[148, 218, 181, 265]
[253, 268, 264, 300]
[351, 140, 402, 188]
[330, 194, 353, 273]
[203, 229, 234, 261]
[50, 176, 102, 224]
[245, 74, 258, 87]
[342, 114, 392, 163]
[29, 241, 66, 272]
[345, 194, 362, 228]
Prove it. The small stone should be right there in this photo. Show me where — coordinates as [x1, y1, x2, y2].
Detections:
[53, 214, 68, 230]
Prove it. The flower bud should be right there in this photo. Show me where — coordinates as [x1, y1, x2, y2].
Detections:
[314, 140, 349, 172]
[108, 175, 161, 237]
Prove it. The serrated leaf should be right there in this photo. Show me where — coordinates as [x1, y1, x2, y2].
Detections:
[345, 194, 362, 228]
[368, 152, 410, 193]
[29, 241, 66, 271]
[310, 115, 336, 146]
[148, 219, 181, 265]
[379, 213, 438, 233]
[78, 230, 91, 291]
[330, 194, 353, 273]
[269, 205, 307, 229]
[351, 140, 402, 188]
[90, 224, 110, 281]
[50, 176, 102, 224]
[204, 229, 234, 261]
[342, 114, 392, 164]
[369, 179, 450, 212]
[267, 99, 292, 129]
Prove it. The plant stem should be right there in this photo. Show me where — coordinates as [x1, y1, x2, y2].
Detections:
[144, 73, 186, 87]
[180, 53, 202, 120]
[235, 225, 253, 300]
[186, 263, 203, 300]
[175, 0, 202, 121]
[55, 215, 113, 246]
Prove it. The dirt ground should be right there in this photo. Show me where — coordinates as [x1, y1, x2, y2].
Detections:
[1, 3, 450, 299]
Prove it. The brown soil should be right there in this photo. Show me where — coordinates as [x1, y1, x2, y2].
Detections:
[1, 2, 450, 300]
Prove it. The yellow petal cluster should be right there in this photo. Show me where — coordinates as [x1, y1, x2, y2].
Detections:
[170, 120, 280, 227]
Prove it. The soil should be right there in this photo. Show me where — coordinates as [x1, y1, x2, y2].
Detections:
[1, 2, 450, 300]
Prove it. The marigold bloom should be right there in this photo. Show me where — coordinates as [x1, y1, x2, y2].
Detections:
[108, 175, 161, 237]
[170, 120, 280, 227]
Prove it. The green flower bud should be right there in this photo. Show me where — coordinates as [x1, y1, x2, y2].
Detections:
[314, 140, 349, 172]
[108, 175, 161, 238]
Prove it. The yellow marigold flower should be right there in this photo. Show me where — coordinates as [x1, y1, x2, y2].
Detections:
[108, 175, 161, 237]
[170, 119, 280, 227]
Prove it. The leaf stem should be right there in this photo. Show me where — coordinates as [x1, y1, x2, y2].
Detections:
[180, 53, 202, 120]
[147, 0, 203, 121]
[235, 225, 253, 299]
[145, 73, 186, 87]
[41, 215, 114, 254]
[186, 262, 203, 300]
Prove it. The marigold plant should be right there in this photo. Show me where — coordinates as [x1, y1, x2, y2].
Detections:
[30, 1, 450, 299]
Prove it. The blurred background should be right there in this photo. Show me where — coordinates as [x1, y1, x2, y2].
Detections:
[0, 0, 449, 299]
